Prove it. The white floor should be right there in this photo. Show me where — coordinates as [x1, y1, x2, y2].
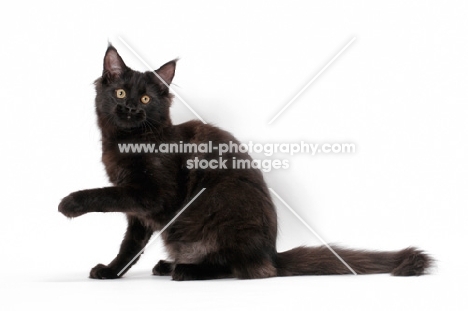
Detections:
[1, 270, 464, 311]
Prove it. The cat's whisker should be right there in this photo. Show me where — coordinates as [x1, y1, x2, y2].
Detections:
[143, 121, 155, 135]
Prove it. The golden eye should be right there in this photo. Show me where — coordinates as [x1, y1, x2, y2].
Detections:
[116, 89, 126, 98]
[141, 95, 151, 104]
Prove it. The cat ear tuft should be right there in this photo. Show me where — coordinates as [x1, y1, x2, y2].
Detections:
[155, 59, 178, 86]
[103, 45, 127, 81]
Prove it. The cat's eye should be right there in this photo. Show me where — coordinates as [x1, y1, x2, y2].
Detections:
[141, 95, 151, 104]
[116, 89, 126, 99]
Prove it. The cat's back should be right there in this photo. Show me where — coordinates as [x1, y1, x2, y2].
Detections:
[174, 120, 239, 145]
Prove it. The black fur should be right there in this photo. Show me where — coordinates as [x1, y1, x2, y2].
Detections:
[58, 45, 434, 280]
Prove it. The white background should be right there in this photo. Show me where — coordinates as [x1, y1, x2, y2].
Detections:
[0, 0, 467, 310]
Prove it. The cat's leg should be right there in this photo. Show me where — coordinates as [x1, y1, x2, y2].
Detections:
[226, 244, 278, 279]
[152, 260, 174, 276]
[231, 259, 277, 279]
[90, 216, 153, 279]
[58, 186, 157, 218]
[171, 263, 232, 281]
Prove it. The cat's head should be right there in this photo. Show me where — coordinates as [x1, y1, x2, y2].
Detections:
[95, 44, 176, 133]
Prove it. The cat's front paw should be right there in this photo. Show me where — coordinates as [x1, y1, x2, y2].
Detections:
[89, 264, 119, 279]
[58, 193, 86, 218]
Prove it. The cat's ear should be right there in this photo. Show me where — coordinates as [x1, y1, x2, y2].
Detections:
[103, 45, 127, 81]
[154, 59, 177, 86]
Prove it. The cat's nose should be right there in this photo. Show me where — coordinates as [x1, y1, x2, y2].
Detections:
[117, 105, 138, 114]
[124, 106, 136, 113]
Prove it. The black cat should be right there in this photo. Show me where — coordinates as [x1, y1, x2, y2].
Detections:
[58, 45, 433, 280]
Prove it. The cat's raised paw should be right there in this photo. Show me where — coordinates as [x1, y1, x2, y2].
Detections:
[58, 194, 86, 218]
[89, 264, 119, 279]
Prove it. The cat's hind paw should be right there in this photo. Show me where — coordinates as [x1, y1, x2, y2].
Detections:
[152, 260, 174, 276]
[89, 264, 119, 279]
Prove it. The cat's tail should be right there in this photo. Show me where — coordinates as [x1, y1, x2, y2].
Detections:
[276, 245, 433, 276]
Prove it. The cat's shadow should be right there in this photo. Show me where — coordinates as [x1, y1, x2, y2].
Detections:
[40, 271, 237, 283]
[40, 271, 171, 283]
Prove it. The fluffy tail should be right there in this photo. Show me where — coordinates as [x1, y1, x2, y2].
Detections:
[276, 246, 433, 276]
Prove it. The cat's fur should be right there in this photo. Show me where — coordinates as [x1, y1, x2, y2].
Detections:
[58, 45, 433, 280]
